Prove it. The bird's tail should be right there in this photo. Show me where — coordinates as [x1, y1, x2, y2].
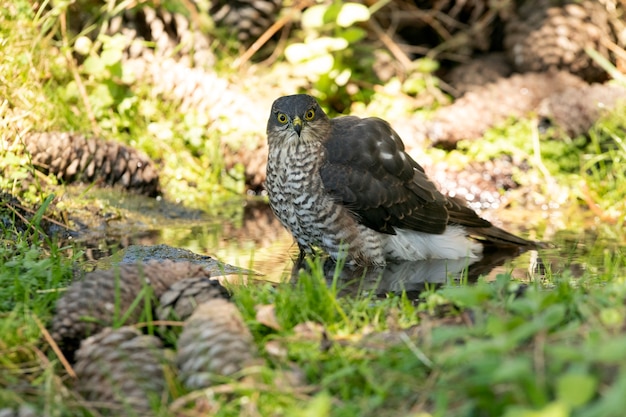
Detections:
[467, 225, 547, 250]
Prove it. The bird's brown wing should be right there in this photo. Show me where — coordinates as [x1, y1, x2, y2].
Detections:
[319, 116, 537, 247]
[320, 116, 451, 235]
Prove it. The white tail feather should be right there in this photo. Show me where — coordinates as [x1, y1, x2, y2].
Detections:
[383, 226, 482, 261]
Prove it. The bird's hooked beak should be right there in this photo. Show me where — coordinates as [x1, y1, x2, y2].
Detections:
[292, 116, 302, 137]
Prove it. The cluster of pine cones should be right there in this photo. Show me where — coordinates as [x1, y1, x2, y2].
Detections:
[124, 0, 625, 79]
[23, 0, 625, 200]
[382, 0, 626, 146]
[48, 260, 257, 415]
[385, 0, 624, 83]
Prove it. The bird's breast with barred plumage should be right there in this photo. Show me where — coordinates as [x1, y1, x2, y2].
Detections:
[266, 141, 387, 265]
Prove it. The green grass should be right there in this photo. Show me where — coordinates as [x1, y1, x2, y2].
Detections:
[5, 239, 625, 416]
[0, 222, 77, 414]
[1, 195, 626, 415]
[229, 256, 626, 417]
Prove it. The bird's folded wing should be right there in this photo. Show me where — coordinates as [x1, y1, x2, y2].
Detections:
[321, 116, 450, 235]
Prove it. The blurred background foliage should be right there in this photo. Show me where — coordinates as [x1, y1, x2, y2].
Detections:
[0, 0, 625, 227]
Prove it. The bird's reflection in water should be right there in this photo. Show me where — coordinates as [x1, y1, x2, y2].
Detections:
[299, 246, 527, 300]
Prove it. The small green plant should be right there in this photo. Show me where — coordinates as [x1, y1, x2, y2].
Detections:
[580, 115, 626, 231]
[285, 1, 375, 110]
[63, 33, 139, 134]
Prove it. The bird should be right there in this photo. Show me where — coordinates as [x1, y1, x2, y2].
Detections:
[265, 94, 538, 267]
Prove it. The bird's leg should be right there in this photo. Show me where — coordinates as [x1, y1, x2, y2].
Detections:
[289, 245, 308, 281]
[293, 243, 308, 273]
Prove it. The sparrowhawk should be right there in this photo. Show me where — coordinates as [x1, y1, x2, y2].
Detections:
[265, 94, 536, 266]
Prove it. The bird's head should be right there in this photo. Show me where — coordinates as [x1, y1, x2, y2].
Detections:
[267, 94, 330, 146]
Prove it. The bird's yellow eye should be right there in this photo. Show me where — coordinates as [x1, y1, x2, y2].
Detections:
[277, 113, 288, 124]
[305, 109, 315, 120]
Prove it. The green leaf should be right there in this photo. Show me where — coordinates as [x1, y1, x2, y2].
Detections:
[62, 80, 79, 101]
[117, 96, 137, 116]
[545, 344, 586, 363]
[592, 336, 626, 362]
[556, 373, 597, 408]
[31, 194, 55, 229]
[402, 75, 427, 95]
[333, 68, 351, 86]
[289, 392, 332, 417]
[309, 36, 349, 53]
[541, 304, 567, 328]
[323, 2, 342, 24]
[82, 55, 105, 75]
[412, 57, 439, 73]
[503, 402, 569, 417]
[302, 54, 335, 75]
[301, 4, 327, 30]
[340, 27, 366, 43]
[104, 33, 129, 53]
[285, 43, 313, 63]
[337, 3, 370, 27]
[439, 284, 493, 308]
[491, 356, 533, 383]
[89, 83, 114, 112]
[507, 304, 566, 343]
[101, 48, 123, 67]
[599, 307, 625, 328]
[286, 38, 345, 70]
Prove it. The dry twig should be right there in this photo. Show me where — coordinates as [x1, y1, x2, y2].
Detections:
[233, 0, 314, 69]
[59, 10, 101, 136]
[33, 313, 77, 379]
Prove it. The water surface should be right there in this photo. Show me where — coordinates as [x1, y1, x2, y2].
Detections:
[66, 188, 625, 297]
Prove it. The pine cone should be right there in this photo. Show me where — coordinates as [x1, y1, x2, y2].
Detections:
[108, 6, 215, 67]
[427, 71, 586, 148]
[176, 299, 257, 389]
[211, 0, 283, 45]
[157, 277, 230, 321]
[22, 132, 160, 196]
[446, 53, 513, 95]
[504, 0, 615, 82]
[74, 326, 166, 416]
[538, 83, 626, 137]
[51, 260, 211, 357]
